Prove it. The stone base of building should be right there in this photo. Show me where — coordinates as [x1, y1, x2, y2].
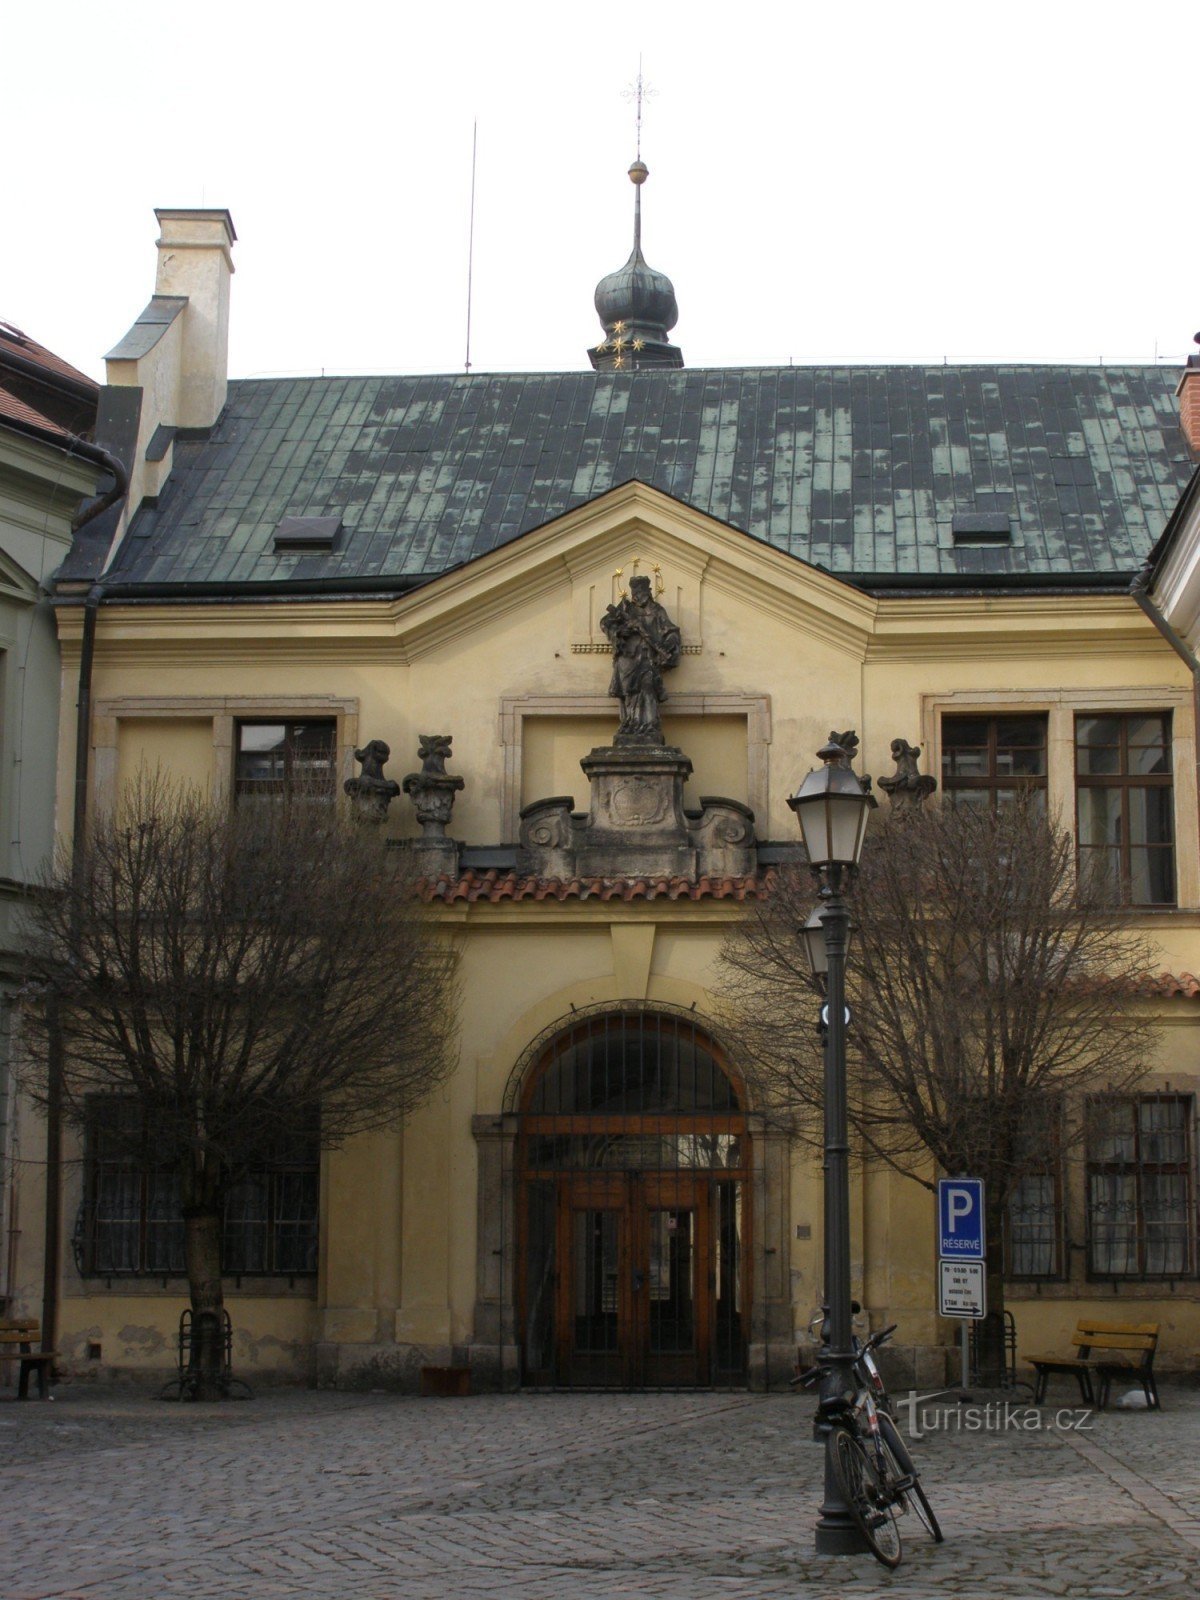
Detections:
[314, 1340, 522, 1393]
[875, 1342, 951, 1393]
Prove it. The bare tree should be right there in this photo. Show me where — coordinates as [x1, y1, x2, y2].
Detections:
[20, 774, 460, 1399]
[720, 794, 1157, 1369]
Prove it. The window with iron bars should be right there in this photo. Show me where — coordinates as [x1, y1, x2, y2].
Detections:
[1004, 1098, 1065, 1280]
[234, 720, 336, 804]
[77, 1100, 319, 1278]
[1086, 1094, 1195, 1278]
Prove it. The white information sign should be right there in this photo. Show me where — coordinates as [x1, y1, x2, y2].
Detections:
[938, 1259, 986, 1319]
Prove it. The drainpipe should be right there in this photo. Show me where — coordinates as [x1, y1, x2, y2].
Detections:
[41, 439, 125, 1363]
[1130, 562, 1200, 877]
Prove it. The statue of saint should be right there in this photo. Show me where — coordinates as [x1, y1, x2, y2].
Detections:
[600, 574, 682, 743]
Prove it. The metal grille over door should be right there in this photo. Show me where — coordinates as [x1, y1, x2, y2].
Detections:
[517, 1010, 749, 1388]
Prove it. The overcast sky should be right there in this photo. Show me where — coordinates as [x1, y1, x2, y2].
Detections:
[6, 1, 1197, 383]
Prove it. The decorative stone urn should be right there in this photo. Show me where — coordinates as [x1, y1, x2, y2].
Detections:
[402, 734, 465, 876]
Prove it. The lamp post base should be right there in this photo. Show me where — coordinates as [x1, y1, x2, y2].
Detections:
[814, 1405, 871, 1556]
[815, 1516, 870, 1556]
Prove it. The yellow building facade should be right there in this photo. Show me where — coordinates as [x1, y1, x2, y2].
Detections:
[11, 207, 1200, 1391]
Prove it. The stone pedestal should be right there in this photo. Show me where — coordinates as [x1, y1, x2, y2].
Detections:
[517, 742, 758, 882]
[577, 744, 696, 878]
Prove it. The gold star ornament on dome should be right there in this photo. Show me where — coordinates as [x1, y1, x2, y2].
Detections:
[612, 320, 627, 335]
[632, 337, 645, 352]
[613, 354, 625, 369]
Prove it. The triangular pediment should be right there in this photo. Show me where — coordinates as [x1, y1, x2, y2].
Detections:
[0, 546, 40, 605]
[390, 479, 877, 661]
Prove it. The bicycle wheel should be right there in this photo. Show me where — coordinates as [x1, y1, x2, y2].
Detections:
[877, 1413, 943, 1543]
[829, 1425, 902, 1569]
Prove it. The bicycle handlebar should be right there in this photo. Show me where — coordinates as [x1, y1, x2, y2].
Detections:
[861, 1322, 898, 1352]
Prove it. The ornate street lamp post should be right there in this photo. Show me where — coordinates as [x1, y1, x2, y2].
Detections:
[788, 735, 875, 1556]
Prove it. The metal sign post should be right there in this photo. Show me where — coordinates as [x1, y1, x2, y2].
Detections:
[937, 1178, 986, 1390]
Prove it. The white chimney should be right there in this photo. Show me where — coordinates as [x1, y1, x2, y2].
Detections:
[152, 208, 236, 429]
[99, 209, 236, 560]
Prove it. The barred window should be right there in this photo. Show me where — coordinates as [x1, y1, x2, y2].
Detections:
[941, 714, 1047, 810]
[1075, 713, 1174, 906]
[78, 1101, 319, 1278]
[1005, 1101, 1064, 1279]
[1086, 1095, 1194, 1278]
[234, 720, 336, 804]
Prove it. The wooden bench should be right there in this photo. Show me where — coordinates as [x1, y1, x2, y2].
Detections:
[1023, 1320, 1160, 1410]
[0, 1319, 58, 1399]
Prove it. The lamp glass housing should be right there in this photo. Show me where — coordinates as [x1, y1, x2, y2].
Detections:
[789, 764, 872, 869]
[802, 906, 829, 979]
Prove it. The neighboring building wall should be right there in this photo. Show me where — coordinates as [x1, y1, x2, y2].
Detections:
[0, 422, 100, 1308]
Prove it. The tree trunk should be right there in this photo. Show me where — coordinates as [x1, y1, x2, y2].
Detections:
[183, 1208, 226, 1401]
[977, 1198, 1009, 1387]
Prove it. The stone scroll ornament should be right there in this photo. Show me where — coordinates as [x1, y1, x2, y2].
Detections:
[343, 739, 401, 822]
[402, 734, 465, 838]
[600, 573, 682, 745]
[877, 738, 938, 810]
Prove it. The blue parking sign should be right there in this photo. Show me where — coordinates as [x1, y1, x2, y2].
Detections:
[938, 1178, 985, 1260]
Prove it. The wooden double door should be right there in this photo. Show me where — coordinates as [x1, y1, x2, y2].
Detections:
[555, 1171, 721, 1388]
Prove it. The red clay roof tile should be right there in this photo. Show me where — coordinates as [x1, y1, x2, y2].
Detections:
[416, 869, 773, 905]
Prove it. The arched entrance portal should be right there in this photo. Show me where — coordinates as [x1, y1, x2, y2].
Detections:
[516, 1009, 749, 1388]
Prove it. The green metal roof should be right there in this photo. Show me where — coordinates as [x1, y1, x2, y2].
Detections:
[81, 364, 1196, 590]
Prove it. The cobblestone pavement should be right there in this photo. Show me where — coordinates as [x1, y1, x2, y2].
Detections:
[4, 1381, 1200, 1600]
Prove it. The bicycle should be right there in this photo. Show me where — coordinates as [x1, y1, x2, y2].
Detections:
[795, 1312, 943, 1567]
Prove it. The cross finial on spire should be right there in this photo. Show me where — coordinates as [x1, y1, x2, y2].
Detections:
[623, 56, 656, 161]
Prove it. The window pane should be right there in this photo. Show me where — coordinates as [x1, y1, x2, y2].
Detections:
[996, 786, 1046, 816]
[1089, 1099, 1136, 1163]
[1076, 715, 1122, 749]
[1125, 714, 1170, 752]
[1088, 1172, 1138, 1274]
[145, 1171, 186, 1273]
[1142, 1175, 1189, 1275]
[1077, 787, 1121, 847]
[1128, 847, 1175, 907]
[1076, 743, 1121, 776]
[238, 724, 287, 754]
[995, 718, 1046, 776]
[1127, 787, 1173, 849]
[948, 786, 991, 811]
[1077, 846, 1120, 901]
[224, 1176, 269, 1273]
[93, 1169, 142, 1273]
[942, 718, 989, 749]
[273, 1171, 319, 1273]
[1140, 1098, 1187, 1163]
[1009, 1175, 1058, 1276]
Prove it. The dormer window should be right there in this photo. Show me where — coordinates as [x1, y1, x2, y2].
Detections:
[952, 512, 1012, 545]
[273, 516, 342, 552]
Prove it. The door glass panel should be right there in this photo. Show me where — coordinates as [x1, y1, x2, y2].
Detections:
[573, 1210, 619, 1353]
[648, 1209, 695, 1354]
[525, 1180, 556, 1374]
[715, 1180, 744, 1373]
